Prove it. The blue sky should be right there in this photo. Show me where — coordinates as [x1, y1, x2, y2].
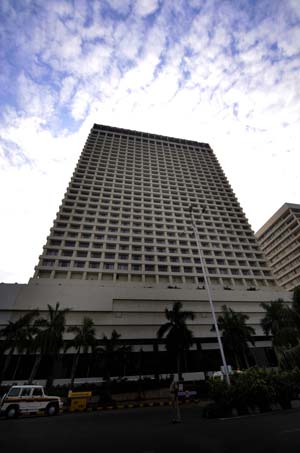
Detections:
[0, 0, 300, 283]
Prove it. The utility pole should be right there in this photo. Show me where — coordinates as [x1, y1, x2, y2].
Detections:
[189, 205, 230, 385]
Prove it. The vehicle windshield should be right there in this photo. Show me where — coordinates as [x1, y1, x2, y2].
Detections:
[7, 387, 21, 397]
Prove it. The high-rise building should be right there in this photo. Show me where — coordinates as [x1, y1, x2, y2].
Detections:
[256, 203, 300, 291]
[0, 125, 291, 376]
[34, 124, 275, 289]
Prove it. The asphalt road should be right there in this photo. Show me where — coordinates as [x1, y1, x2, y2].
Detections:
[1, 405, 300, 453]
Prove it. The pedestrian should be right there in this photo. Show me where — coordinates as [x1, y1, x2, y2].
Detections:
[170, 375, 181, 423]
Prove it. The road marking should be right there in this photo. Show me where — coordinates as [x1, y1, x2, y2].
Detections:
[281, 428, 300, 434]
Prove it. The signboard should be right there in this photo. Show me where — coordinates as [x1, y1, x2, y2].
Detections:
[178, 390, 197, 397]
[221, 365, 232, 374]
[68, 391, 92, 398]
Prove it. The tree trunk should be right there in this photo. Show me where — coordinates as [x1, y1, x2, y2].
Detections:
[46, 355, 58, 390]
[153, 342, 159, 380]
[12, 355, 22, 381]
[233, 351, 241, 370]
[176, 352, 181, 381]
[243, 349, 250, 368]
[174, 351, 182, 422]
[104, 364, 112, 402]
[122, 353, 127, 378]
[70, 349, 80, 389]
[0, 346, 15, 383]
[183, 349, 188, 373]
[28, 354, 42, 384]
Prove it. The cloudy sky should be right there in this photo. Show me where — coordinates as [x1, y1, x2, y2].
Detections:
[0, 0, 299, 283]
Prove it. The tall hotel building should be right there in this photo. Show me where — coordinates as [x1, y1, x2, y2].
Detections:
[35, 124, 274, 288]
[0, 124, 291, 373]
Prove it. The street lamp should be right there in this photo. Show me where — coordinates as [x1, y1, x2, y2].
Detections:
[189, 205, 230, 385]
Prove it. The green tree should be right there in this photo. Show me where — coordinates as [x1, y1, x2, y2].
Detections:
[28, 303, 69, 387]
[66, 317, 96, 388]
[290, 286, 300, 332]
[271, 288, 300, 368]
[217, 305, 255, 369]
[157, 301, 194, 379]
[0, 310, 39, 384]
[260, 299, 298, 364]
[96, 329, 130, 400]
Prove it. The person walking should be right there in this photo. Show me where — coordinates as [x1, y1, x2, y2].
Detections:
[170, 375, 181, 423]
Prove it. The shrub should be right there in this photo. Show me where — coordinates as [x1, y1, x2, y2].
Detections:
[206, 377, 232, 417]
[271, 368, 300, 409]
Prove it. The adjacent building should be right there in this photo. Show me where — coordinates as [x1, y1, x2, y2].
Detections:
[256, 203, 300, 291]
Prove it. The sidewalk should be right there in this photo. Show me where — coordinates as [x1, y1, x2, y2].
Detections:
[65, 391, 211, 413]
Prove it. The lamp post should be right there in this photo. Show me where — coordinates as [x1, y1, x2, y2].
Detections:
[189, 205, 230, 385]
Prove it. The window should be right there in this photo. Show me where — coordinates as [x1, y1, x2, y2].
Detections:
[32, 387, 43, 397]
[171, 266, 180, 272]
[77, 251, 87, 257]
[21, 388, 31, 397]
[8, 387, 21, 397]
[105, 253, 115, 259]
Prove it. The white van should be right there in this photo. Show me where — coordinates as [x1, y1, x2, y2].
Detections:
[0, 385, 63, 418]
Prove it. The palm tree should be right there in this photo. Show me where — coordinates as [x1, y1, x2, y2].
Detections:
[217, 305, 255, 369]
[260, 299, 298, 364]
[0, 310, 39, 384]
[96, 329, 129, 401]
[66, 317, 96, 388]
[292, 286, 300, 309]
[28, 303, 69, 387]
[263, 290, 300, 368]
[157, 301, 194, 379]
[290, 286, 300, 332]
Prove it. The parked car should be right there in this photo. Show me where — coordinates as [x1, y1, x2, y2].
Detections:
[0, 385, 63, 419]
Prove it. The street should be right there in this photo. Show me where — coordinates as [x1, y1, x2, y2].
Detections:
[1, 405, 300, 453]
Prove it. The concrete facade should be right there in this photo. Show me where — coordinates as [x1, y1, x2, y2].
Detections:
[0, 280, 290, 345]
[256, 203, 300, 290]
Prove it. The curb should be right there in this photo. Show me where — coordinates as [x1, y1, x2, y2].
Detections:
[0, 399, 204, 418]
[65, 398, 203, 413]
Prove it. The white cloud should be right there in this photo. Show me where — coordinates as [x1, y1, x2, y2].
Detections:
[71, 89, 91, 120]
[1, 0, 300, 282]
[134, 0, 160, 17]
[17, 72, 56, 118]
[114, 22, 144, 61]
[0, 116, 85, 282]
[105, 0, 132, 15]
[59, 76, 77, 105]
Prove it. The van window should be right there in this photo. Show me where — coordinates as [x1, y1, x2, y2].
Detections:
[8, 387, 21, 397]
[21, 388, 31, 397]
[32, 388, 43, 397]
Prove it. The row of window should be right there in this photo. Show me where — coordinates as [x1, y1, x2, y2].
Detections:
[48, 236, 261, 256]
[43, 246, 265, 261]
[41, 253, 264, 267]
[36, 269, 273, 288]
[39, 259, 270, 277]
[51, 229, 257, 252]
[258, 211, 297, 244]
[80, 157, 217, 172]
